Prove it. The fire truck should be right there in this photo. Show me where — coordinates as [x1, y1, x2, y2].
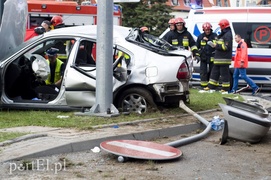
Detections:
[25, 1, 122, 40]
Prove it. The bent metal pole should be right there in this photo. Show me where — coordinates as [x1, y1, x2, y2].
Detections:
[165, 100, 212, 147]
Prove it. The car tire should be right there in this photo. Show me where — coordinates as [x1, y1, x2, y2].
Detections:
[117, 88, 157, 114]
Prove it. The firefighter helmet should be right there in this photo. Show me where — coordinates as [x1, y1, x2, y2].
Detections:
[140, 26, 149, 33]
[202, 22, 212, 31]
[168, 18, 175, 25]
[174, 17, 185, 26]
[218, 19, 230, 30]
[51, 15, 63, 27]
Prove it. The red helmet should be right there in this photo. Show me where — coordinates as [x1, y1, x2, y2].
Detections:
[168, 18, 175, 25]
[51, 15, 63, 27]
[174, 17, 185, 26]
[202, 22, 212, 31]
[140, 26, 149, 33]
[218, 19, 230, 30]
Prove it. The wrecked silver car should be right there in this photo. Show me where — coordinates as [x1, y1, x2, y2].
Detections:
[0, 25, 192, 113]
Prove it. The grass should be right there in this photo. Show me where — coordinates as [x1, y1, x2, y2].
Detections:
[0, 88, 241, 137]
[0, 132, 28, 143]
[189, 88, 240, 111]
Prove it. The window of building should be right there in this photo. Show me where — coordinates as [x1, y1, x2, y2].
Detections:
[183, 0, 191, 6]
[172, 0, 179, 5]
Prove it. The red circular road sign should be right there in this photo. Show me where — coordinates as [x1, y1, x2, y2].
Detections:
[100, 140, 182, 160]
[254, 26, 271, 44]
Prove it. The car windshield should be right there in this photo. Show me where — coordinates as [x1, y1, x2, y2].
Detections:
[125, 28, 178, 54]
[0, 36, 41, 62]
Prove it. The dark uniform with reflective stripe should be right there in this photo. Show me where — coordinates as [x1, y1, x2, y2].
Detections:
[196, 31, 217, 88]
[165, 28, 199, 57]
[207, 27, 233, 91]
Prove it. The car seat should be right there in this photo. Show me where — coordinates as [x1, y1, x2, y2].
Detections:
[75, 49, 88, 65]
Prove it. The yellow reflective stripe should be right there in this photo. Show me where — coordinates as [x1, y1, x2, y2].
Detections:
[172, 39, 178, 45]
[124, 54, 130, 59]
[209, 79, 219, 86]
[118, 51, 124, 56]
[200, 40, 206, 45]
[213, 59, 231, 64]
[221, 43, 226, 50]
[57, 54, 68, 60]
[213, 61, 231, 65]
[222, 83, 230, 87]
[210, 57, 214, 62]
[191, 45, 198, 51]
[183, 40, 189, 47]
[217, 39, 223, 44]
[200, 82, 208, 86]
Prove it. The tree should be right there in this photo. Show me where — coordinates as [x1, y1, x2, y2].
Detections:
[119, 0, 173, 36]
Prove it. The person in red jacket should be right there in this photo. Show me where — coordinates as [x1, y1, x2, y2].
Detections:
[229, 34, 260, 95]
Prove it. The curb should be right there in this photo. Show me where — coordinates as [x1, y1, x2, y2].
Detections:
[0, 134, 47, 147]
[6, 123, 205, 162]
[2, 108, 221, 162]
[91, 108, 220, 129]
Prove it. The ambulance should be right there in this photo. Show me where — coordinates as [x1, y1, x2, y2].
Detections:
[186, 7, 271, 88]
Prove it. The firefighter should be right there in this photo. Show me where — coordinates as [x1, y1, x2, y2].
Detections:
[196, 22, 217, 89]
[140, 26, 149, 33]
[204, 19, 233, 92]
[163, 18, 175, 41]
[165, 17, 201, 63]
[50, 15, 65, 29]
[34, 20, 51, 35]
[140, 26, 155, 44]
[41, 20, 51, 32]
[168, 18, 176, 31]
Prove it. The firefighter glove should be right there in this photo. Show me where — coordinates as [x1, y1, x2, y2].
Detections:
[195, 56, 201, 64]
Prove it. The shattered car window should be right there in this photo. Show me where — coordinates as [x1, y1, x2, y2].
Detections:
[125, 28, 178, 53]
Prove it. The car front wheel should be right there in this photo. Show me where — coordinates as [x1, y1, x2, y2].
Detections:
[117, 88, 157, 114]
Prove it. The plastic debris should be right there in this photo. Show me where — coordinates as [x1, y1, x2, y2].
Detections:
[91, 146, 101, 153]
[113, 125, 119, 128]
[210, 116, 225, 131]
[32, 97, 41, 101]
[57, 115, 70, 119]
[198, 90, 209, 93]
[198, 89, 216, 93]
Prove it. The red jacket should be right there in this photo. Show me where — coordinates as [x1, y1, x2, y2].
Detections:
[234, 40, 248, 68]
